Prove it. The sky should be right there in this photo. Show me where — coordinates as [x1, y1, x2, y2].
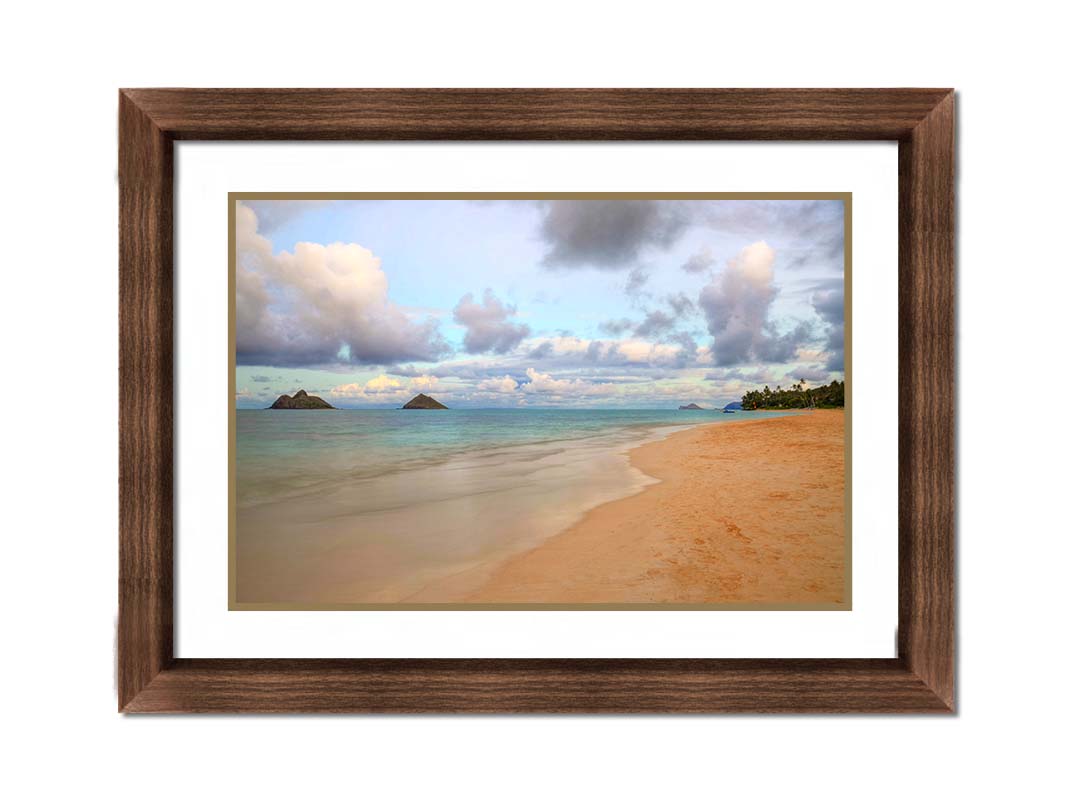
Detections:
[235, 198, 845, 409]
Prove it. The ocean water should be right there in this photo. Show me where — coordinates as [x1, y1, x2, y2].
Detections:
[236, 408, 755, 506]
[234, 408, 789, 603]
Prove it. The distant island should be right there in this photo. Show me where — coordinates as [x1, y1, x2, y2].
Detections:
[742, 380, 845, 410]
[402, 393, 448, 410]
[678, 403, 704, 410]
[268, 389, 335, 409]
[724, 401, 743, 411]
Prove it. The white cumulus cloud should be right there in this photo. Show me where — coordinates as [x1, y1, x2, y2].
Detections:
[478, 375, 519, 394]
[328, 374, 436, 402]
[521, 367, 616, 397]
[236, 203, 450, 368]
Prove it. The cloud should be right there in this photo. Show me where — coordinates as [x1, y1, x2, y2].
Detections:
[250, 375, 273, 383]
[624, 267, 651, 298]
[811, 285, 845, 371]
[608, 291, 699, 345]
[540, 200, 689, 269]
[527, 340, 555, 359]
[754, 320, 815, 362]
[453, 289, 531, 354]
[388, 361, 524, 381]
[328, 374, 435, 402]
[329, 382, 368, 399]
[697, 200, 845, 273]
[235, 203, 450, 368]
[703, 366, 777, 384]
[521, 367, 616, 397]
[598, 318, 634, 337]
[633, 310, 676, 339]
[681, 247, 715, 273]
[529, 336, 695, 369]
[366, 374, 403, 392]
[698, 241, 810, 366]
[538, 199, 843, 277]
[408, 374, 439, 392]
[665, 292, 696, 318]
[478, 375, 519, 394]
[789, 365, 832, 383]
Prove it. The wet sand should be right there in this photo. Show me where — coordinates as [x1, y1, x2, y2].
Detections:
[465, 410, 847, 606]
[235, 423, 678, 604]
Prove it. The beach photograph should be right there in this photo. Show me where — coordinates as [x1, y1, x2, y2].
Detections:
[232, 195, 848, 608]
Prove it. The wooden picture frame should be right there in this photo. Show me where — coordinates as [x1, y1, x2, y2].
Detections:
[119, 88, 954, 713]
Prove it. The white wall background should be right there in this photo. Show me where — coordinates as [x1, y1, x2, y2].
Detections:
[1, 1, 1064, 798]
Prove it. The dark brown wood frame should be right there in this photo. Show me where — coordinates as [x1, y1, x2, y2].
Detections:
[119, 89, 954, 713]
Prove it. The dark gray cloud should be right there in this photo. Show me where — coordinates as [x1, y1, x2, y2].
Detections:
[681, 247, 715, 274]
[235, 204, 451, 368]
[540, 200, 690, 269]
[250, 375, 274, 383]
[590, 284, 701, 361]
[633, 310, 676, 339]
[527, 340, 555, 359]
[698, 241, 810, 366]
[624, 267, 651, 298]
[453, 289, 531, 355]
[789, 365, 832, 383]
[599, 291, 698, 345]
[811, 285, 844, 326]
[665, 292, 696, 318]
[666, 331, 699, 360]
[811, 285, 845, 371]
[537, 199, 843, 280]
[754, 320, 814, 362]
[598, 318, 634, 337]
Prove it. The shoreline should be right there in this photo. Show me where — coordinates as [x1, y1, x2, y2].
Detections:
[235, 418, 693, 604]
[462, 410, 846, 605]
[233, 410, 844, 606]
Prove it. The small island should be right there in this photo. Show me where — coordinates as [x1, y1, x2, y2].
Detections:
[678, 403, 704, 410]
[402, 393, 448, 410]
[268, 389, 335, 410]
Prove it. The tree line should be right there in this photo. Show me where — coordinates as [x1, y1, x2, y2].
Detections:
[741, 379, 845, 410]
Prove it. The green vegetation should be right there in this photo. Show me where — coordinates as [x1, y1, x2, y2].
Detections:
[741, 379, 845, 410]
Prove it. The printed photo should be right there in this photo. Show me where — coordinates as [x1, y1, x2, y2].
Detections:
[232, 195, 848, 608]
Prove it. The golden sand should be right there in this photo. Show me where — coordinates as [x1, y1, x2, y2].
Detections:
[465, 410, 847, 606]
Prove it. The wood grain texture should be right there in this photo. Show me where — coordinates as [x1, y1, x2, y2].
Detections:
[118, 92, 174, 709]
[898, 92, 955, 708]
[117, 88, 955, 713]
[121, 88, 951, 141]
[124, 658, 947, 713]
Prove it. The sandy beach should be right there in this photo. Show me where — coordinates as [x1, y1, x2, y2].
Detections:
[464, 410, 847, 606]
[235, 410, 846, 606]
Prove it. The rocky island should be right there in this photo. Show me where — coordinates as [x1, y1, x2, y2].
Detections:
[678, 403, 704, 410]
[402, 393, 448, 410]
[268, 389, 335, 409]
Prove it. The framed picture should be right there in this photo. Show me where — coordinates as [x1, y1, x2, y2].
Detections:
[119, 88, 954, 712]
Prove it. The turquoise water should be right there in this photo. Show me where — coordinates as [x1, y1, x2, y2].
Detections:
[236, 408, 764, 506]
